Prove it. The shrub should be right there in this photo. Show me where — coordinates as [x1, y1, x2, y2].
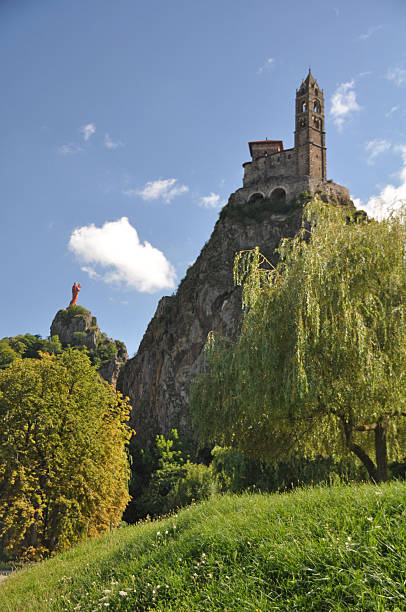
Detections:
[170, 462, 215, 508]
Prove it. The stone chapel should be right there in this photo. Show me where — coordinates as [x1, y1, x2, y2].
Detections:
[233, 70, 349, 205]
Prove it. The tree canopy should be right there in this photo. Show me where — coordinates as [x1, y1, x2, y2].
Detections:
[0, 334, 62, 368]
[190, 199, 406, 482]
[0, 349, 131, 560]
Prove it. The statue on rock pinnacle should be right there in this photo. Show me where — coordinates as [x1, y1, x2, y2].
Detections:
[69, 282, 81, 307]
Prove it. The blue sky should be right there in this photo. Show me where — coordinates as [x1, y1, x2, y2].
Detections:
[1, 0, 405, 355]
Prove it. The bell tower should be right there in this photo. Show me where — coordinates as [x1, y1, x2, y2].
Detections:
[294, 70, 326, 179]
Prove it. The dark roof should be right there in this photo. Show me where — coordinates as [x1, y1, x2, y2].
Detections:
[248, 140, 283, 145]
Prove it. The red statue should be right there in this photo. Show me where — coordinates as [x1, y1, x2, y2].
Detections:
[69, 282, 81, 307]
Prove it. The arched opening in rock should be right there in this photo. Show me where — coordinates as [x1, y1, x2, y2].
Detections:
[249, 192, 265, 203]
[270, 188, 287, 206]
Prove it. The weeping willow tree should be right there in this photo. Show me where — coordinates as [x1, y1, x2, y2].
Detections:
[190, 199, 406, 483]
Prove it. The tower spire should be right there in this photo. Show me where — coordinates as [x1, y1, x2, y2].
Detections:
[294, 71, 326, 179]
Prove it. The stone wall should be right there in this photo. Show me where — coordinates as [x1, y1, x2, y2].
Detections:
[235, 176, 349, 206]
[243, 148, 297, 186]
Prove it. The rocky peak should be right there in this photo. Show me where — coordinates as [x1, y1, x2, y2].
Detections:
[50, 306, 128, 388]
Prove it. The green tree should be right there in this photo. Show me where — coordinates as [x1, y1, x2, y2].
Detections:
[0, 334, 62, 368]
[0, 349, 131, 560]
[191, 199, 406, 483]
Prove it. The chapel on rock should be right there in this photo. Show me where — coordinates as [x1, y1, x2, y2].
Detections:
[234, 70, 349, 205]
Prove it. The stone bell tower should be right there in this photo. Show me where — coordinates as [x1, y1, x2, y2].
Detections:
[294, 70, 326, 179]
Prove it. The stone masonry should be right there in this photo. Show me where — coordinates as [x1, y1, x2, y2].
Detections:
[236, 70, 349, 206]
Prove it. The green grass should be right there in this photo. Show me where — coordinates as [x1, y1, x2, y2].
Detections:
[1, 482, 405, 611]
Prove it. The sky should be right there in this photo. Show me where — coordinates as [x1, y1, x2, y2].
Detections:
[1, 0, 406, 355]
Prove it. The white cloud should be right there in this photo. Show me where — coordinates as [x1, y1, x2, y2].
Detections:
[81, 123, 96, 141]
[386, 67, 406, 87]
[199, 192, 224, 209]
[365, 139, 391, 165]
[356, 146, 406, 220]
[385, 106, 399, 118]
[104, 133, 123, 149]
[330, 80, 361, 130]
[358, 25, 383, 40]
[125, 178, 189, 203]
[58, 142, 83, 155]
[257, 58, 275, 75]
[80, 266, 100, 279]
[68, 217, 176, 293]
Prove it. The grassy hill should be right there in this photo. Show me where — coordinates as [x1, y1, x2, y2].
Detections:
[0, 482, 405, 611]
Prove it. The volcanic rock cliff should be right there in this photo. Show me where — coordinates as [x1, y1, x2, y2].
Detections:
[50, 306, 128, 388]
[117, 194, 317, 447]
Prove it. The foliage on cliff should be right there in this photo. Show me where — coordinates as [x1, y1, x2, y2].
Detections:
[0, 350, 131, 560]
[191, 199, 406, 482]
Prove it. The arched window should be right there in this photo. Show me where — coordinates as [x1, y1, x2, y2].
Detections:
[313, 116, 319, 128]
[315, 88, 318, 96]
[249, 192, 264, 203]
[270, 188, 286, 207]
[314, 100, 321, 113]
[301, 101, 307, 112]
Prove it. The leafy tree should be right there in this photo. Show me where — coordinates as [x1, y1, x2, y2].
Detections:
[191, 199, 406, 483]
[0, 334, 62, 368]
[138, 429, 188, 517]
[125, 430, 214, 520]
[0, 340, 18, 368]
[0, 349, 131, 560]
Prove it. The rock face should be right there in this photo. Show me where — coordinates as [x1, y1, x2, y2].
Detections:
[117, 195, 308, 447]
[50, 307, 128, 387]
[50, 308, 98, 350]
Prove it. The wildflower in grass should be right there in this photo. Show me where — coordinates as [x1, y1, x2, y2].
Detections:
[118, 591, 127, 596]
[367, 517, 373, 521]
[99, 596, 108, 602]
[103, 590, 111, 594]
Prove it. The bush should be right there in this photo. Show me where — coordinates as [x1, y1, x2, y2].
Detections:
[125, 430, 215, 520]
[211, 446, 366, 494]
[71, 331, 88, 346]
[170, 462, 215, 508]
[219, 195, 301, 223]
